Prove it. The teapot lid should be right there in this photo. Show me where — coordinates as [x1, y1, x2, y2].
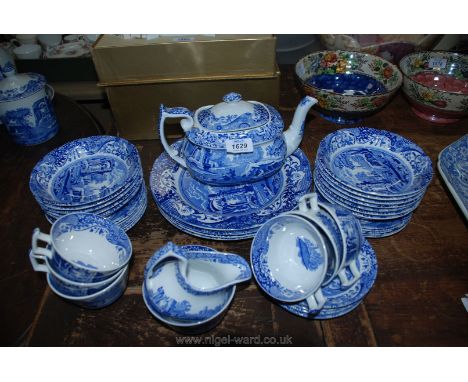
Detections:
[195, 92, 270, 132]
[0, 73, 46, 102]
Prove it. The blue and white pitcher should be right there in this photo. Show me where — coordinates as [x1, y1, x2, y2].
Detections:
[0, 73, 59, 145]
[159, 92, 317, 186]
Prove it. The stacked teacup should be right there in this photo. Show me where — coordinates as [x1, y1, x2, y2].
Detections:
[29, 212, 132, 309]
[251, 192, 378, 319]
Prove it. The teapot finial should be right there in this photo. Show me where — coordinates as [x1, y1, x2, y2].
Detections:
[223, 92, 242, 103]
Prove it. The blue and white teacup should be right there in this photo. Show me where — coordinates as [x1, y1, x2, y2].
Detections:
[47, 265, 129, 309]
[0, 73, 59, 145]
[251, 214, 331, 312]
[31, 213, 132, 283]
[318, 201, 363, 287]
[28, 248, 125, 297]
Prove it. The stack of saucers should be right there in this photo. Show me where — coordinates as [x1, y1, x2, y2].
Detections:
[251, 193, 378, 320]
[313, 127, 433, 238]
[150, 140, 312, 240]
[29, 136, 147, 231]
[29, 213, 132, 309]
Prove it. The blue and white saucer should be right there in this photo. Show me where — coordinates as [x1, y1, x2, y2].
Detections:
[150, 140, 312, 237]
[279, 239, 377, 319]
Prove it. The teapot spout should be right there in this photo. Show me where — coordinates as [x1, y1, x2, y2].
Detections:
[283, 96, 317, 156]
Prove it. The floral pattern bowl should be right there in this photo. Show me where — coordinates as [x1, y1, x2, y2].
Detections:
[399, 51, 468, 124]
[295, 50, 402, 124]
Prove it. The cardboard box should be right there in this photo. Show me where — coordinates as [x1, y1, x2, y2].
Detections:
[105, 69, 281, 140]
[92, 34, 277, 84]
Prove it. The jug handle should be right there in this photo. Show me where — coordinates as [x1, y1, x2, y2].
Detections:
[159, 105, 194, 168]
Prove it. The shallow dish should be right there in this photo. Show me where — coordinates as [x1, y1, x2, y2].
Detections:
[400, 51, 468, 124]
[296, 50, 402, 124]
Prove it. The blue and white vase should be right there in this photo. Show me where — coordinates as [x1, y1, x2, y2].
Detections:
[0, 73, 59, 145]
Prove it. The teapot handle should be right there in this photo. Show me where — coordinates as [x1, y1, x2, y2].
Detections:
[159, 105, 194, 168]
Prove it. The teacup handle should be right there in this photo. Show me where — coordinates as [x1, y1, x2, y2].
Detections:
[31, 228, 53, 259]
[45, 84, 55, 101]
[28, 249, 49, 274]
[338, 259, 361, 288]
[305, 288, 326, 313]
[158, 105, 193, 168]
[298, 193, 319, 214]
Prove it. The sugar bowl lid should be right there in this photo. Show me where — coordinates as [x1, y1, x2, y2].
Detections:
[0, 73, 46, 102]
[195, 92, 270, 132]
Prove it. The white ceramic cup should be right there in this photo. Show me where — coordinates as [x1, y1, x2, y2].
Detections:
[13, 44, 42, 59]
[37, 34, 62, 48]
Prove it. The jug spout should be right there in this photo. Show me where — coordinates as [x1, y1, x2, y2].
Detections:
[283, 96, 317, 156]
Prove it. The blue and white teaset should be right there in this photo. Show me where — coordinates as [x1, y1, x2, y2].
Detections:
[25, 86, 438, 331]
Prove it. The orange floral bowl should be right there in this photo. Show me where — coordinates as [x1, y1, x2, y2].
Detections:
[295, 50, 402, 124]
[399, 51, 468, 124]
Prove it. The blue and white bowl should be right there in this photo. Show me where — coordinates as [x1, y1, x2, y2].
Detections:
[47, 265, 129, 309]
[30, 135, 142, 207]
[314, 127, 432, 237]
[29, 135, 146, 231]
[316, 127, 433, 198]
[31, 213, 132, 283]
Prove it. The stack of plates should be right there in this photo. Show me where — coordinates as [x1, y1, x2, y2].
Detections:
[313, 127, 433, 238]
[150, 140, 312, 240]
[29, 136, 147, 231]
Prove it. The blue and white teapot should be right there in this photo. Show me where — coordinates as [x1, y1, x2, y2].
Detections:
[159, 92, 317, 186]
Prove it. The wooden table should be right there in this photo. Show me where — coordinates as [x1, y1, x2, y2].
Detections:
[1, 68, 467, 346]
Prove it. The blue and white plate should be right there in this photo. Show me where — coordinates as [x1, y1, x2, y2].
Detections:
[150, 140, 312, 234]
[280, 239, 377, 318]
[438, 134, 468, 220]
[158, 208, 257, 241]
[316, 127, 433, 198]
